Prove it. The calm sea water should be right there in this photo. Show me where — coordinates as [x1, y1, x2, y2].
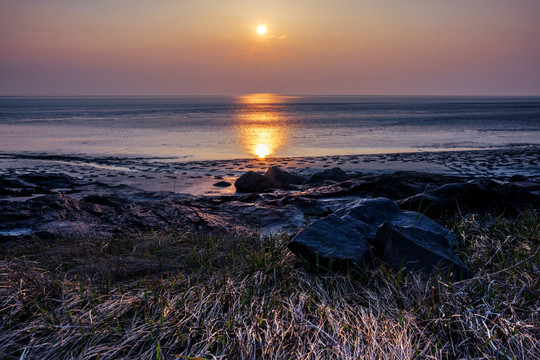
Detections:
[1, 95, 539, 161]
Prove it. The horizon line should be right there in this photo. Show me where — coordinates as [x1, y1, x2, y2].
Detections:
[2, 93, 540, 98]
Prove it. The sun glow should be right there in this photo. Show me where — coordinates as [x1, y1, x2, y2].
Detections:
[257, 25, 267, 35]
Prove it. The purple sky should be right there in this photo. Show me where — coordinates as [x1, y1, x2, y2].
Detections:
[1, 0, 540, 96]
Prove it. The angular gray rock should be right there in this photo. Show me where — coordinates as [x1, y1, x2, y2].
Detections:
[234, 171, 280, 193]
[336, 197, 458, 246]
[287, 214, 371, 270]
[373, 222, 472, 279]
[288, 197, 467, 277]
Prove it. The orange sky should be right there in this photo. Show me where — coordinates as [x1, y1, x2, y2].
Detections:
[1, 0, 539, 95]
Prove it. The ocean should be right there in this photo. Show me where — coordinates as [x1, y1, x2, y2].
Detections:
[1, 95, 539, 162]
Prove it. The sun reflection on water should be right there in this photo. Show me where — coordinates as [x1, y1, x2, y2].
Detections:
[236, 94, 292, 159]
[254, 142, 271, 159]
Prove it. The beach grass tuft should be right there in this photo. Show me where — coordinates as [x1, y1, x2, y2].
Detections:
[1, 212, 538, 359]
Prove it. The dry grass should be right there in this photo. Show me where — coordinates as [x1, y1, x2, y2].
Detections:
[0, 211, 538, 359]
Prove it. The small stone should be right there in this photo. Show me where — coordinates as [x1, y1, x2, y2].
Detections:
[213, 181, 232, 188]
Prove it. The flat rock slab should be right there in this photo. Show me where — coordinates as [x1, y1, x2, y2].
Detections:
[0, 184, 306, 241]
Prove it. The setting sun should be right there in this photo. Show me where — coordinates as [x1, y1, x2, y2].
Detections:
[257, 25, 267, 35]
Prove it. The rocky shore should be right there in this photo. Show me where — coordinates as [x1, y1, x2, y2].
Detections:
[1, 148, 539, 277]
[2, 165, 538, 241]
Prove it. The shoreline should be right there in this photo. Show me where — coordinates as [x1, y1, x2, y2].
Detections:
[1, 144, 539, 240]
[1, 145, 539, 197]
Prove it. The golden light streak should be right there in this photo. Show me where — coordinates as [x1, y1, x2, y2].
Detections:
[236, 93, 291, 159]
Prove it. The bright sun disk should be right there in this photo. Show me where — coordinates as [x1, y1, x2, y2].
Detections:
[257, 25, 266, 35]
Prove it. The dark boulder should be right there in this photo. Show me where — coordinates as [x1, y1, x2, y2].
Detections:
[287, 214, 371, 270]
[304, 167, 349, 185]
[234, 171, 280, 193]
[265, 166, 304, 188]
[398, 179, 540, 218]
[509, 174, 528, 183]
[373, 222, 471, 279]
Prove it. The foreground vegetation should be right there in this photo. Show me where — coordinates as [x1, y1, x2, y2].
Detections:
[1, 212, 538, 359]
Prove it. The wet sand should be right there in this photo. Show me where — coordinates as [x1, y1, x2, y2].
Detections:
[1, 146, 539, 197]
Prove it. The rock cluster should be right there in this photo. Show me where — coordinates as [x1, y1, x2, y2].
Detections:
[399, 179, 540, 217]
[1, 166, 539, 279]
[288, 198, 470, 279]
